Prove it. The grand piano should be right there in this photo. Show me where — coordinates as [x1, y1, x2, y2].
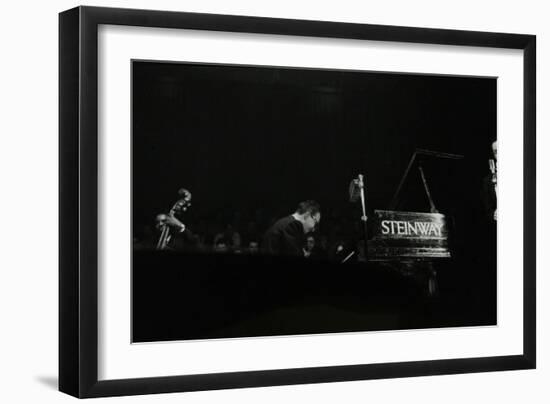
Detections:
[365, 148, 464, 296]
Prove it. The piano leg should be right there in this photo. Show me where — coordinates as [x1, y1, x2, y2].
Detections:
[427, 264, 439, 298]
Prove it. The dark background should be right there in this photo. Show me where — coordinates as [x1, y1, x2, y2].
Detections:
[132, 61, 496, 342]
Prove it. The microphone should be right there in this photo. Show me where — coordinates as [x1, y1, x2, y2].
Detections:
[489, 159, 496, 174]
[489, 159, 497, 185]
[348, 175, 364, 203]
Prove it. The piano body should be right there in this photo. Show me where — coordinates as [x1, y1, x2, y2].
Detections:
[366, 149, 464, 296]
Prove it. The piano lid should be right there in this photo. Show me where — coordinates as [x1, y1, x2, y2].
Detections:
[388, 149, 464, 213]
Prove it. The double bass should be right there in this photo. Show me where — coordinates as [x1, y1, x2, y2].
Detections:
[155, 188, 192, 250]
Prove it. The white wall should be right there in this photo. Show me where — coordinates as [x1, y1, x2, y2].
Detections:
[0, 0, 546, 402]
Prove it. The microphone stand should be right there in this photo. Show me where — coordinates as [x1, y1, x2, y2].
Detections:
[357, 174, 369, 263]
[347, 174, 369, 264]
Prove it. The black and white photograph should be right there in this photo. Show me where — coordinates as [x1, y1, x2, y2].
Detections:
[47, 2, 539, 401]
[0, 0, 545, 400]
[131, 61, 498, 343]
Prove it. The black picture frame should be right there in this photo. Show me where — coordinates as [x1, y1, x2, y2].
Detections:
[59, 5, 536, 398]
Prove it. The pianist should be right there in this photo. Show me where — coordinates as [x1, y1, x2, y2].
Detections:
[262, 200, 321, 257]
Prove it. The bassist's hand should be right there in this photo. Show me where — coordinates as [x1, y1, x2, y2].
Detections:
[157, 213, 186, 232]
